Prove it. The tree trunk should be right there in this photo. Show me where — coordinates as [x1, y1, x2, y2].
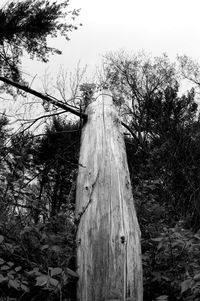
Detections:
[75, 91, 143, 301]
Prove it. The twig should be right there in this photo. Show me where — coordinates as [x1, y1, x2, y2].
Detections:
[0, 76, 88, 121]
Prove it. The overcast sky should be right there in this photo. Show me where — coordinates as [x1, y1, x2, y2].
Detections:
[68, 0, 200, 61]
[21, 0, 200, 81]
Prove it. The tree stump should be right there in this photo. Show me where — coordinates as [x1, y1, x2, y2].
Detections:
[75, 91, 143, 301]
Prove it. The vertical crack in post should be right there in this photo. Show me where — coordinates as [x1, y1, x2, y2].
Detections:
[117, 169, 127, 300]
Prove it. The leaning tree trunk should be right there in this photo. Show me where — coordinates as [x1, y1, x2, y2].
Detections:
[75, 91, 143, 301]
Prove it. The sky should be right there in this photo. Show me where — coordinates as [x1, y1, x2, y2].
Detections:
[21, 0, 200, 82]
[47, 0, 200, 69]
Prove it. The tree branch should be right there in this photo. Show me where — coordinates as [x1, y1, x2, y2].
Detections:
[121, 121, 149, 153]
[121, 121, 140, 142]
[0, 76, 88, 122]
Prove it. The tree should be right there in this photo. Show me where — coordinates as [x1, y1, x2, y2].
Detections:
[0, 115, 11, 221]
[0, 0, 81, 83]
[103, 51, 200, 228]
[178, 55, 200, 87]
[0, 114, 80, 300]
[33, 116, 80, 220]
[103, 51, 178, 149]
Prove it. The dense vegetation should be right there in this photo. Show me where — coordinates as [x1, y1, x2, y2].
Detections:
[0, 117, 80, 300]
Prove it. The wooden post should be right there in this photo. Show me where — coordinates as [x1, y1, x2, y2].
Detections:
[75, 91, 143, 301]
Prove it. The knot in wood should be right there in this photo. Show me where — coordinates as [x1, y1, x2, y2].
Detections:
[120, 235, 125, 244]
[76, 238, 81, 245]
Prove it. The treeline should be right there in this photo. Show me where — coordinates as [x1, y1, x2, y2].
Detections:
[104, 52, 200, 229]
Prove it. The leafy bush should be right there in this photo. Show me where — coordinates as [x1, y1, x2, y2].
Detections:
[0, 213, 77, 300]
[135, 181, 200, 301]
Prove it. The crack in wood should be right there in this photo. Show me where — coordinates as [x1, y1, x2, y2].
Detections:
[75, 169, 100, 238]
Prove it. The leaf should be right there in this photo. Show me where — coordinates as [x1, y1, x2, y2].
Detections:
[1, 265, 9, 271]
[0, 258, 5, 265]
[194, 273, 200, 281]
[172, 240, 184, 248]
[49, 267, 62, 277]
[152, 271, 162, 282]
[22, 280, 28, 285]
[151, 237, 163, 242]
[156, 296, 168, 301]
[15, 266, 22, 272]
[41, 244, 49, 251]
[35, 275, 48, 286]
[8, 270, 15, 277]
[4, 243, 14, 253]
[157, 242, 163, 250]
[0, 235, 4, 244]
[66, 268, 79, 279]
[142, 254, 149, 261]
[21, 284, 30, 292]
[194, 234, 200, 240]
[51, 245, 61, 253]
[49, 277, 59, 287]
[160, 275, 170, 282]
[0, 274, 7, 283]
[8, 279, 20, 290]
[26, 267, 41, 277]
[7, 261, 14, 267]
[181, 279, 192, 293]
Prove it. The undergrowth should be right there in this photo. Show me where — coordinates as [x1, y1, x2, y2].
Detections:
[135, 180, 200, 301]
[0, 184, 200, 300]
[0, 214, 77, 301]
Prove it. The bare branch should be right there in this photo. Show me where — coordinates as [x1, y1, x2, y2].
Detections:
[0, 76, 88, 121]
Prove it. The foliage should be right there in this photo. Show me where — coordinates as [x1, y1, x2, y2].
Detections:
[0, 213, 77, 301]
[104, 52, 196, 147]
[107, 51, 200, 226]
[178, 55, 200, 88]
[33, 117, 80, 220]
[79, 82, 96, 112]
[0, 0, 81, 82]
[115, 51, 200, 300]
[0, 115, 80, 300]
[133, 181, 200, 301]
[0, 116, 80, 224]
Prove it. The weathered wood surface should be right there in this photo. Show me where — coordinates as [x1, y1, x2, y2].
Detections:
[75, 91, 143, 301]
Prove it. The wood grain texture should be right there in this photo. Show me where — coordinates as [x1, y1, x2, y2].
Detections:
[75, 91, 143, 301]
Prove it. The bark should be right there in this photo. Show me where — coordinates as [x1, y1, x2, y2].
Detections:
[75, 91, 143, 301]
